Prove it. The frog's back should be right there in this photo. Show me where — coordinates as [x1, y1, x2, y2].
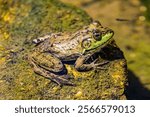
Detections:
[49, 33, 84, 61]
[32, 32, 83, 61]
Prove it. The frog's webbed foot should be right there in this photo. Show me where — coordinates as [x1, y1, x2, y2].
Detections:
[75, 54, 109, 71]
[30, 60, 75, 86]
[90, 58, 109, 70]
[53, 75, 76, 86]
[29, 53, 75, 86]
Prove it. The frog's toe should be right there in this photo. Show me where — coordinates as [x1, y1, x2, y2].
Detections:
[92, 61, 109, 70]
[62, 74, 74, 79]
[95, 66, 107, 70]
[53, 76, 75, 86]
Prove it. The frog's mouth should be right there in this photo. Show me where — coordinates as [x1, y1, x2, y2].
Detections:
[85, 30, 114, 52]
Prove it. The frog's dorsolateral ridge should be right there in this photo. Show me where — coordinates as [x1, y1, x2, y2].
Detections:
[28, 21, 114, 86]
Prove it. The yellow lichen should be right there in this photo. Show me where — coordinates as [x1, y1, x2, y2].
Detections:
[0, 57, 5, 65]
[0, 80, 4, 83]
[66, 64, 94, 80]
[111, 71, 123, 84]
[120, 81, 124, 87]
[3, 32, 9, 39]
[3, 12, 15, 24]
[53, 86, 61, 93]
[65, 65, 81, 79]
[0, 45, 5, 51]
[2, 4, 30, 24]
[20, 4, 30, 17]
[75, 91, 83, 98]
[112, 74, 121, 79]
[0, 30, 10, 40]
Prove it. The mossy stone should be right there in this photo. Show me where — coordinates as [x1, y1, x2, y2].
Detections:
[0, 0, 127, 99]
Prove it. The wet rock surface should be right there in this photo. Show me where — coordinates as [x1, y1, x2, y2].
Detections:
[0, 0, 127, 99]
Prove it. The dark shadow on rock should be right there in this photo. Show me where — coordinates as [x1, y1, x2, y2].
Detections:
[125, 70, 150, 100]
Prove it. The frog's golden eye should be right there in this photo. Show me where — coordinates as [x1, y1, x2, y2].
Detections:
[81, 39, 92, 49]
[93, 29, 102, 40]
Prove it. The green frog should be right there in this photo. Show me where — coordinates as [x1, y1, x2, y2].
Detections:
[28, 21, 114, 86]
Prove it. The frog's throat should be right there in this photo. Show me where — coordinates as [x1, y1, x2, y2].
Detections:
[83, 32, 114, 53]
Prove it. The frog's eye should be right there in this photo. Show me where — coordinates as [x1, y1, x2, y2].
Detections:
[81, 39, 92, 49]
[93, 30, 102, 40]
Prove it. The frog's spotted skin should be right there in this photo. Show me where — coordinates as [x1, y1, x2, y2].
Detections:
[28, 21, 114, 86]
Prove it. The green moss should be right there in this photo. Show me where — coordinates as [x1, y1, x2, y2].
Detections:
[141, 0, 150, 22]
[0, 0, 127, 99]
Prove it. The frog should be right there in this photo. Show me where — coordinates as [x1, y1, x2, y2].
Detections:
[28, 21, 114, 86]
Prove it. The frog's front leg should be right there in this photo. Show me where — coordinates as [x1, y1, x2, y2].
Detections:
[74, 54, 109, 72]
[29, 52, 74, 86]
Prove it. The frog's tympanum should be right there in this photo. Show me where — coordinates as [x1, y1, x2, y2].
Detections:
[28, 21, 114, 86]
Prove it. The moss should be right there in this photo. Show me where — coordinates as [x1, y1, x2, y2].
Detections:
[0, 0, 127, 99]
[141, 0, 150, 22]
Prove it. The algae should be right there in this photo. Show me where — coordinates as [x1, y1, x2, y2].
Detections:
[0, 0, 127, 99]
[141, 0, 150, 22]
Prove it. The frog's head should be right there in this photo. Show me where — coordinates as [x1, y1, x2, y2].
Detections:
[81, 21, 114, 53]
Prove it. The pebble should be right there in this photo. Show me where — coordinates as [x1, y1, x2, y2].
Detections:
[140, 6, 147, 12]
[139, 16, 146, 21]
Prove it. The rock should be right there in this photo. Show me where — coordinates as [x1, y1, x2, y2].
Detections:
[0, 0, 127, 99]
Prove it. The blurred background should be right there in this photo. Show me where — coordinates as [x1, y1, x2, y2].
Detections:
[60, 0, 150, 99]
